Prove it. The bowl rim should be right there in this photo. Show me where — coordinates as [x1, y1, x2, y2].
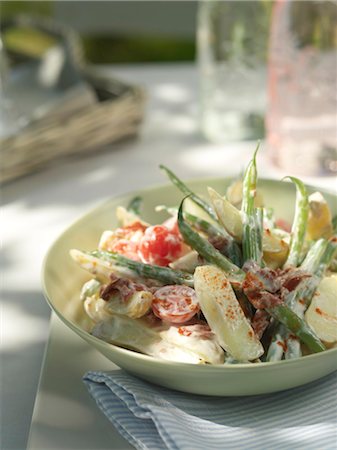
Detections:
[41, 176, 337, 371]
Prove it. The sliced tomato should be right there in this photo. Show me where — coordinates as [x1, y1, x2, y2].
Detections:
[138, 225, 183, 266]
[109, 239, 141, 261]
[115, 222, 147, 239]
[152, 285, 200, 323]
[104, 222, 146, 260]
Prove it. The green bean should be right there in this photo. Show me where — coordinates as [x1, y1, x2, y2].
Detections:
[241, 145, 258, 217]
[264, 207, 275, 230]
[266, 304, 325, 353]
[241, 145, 263, 264]
[279, 239, 335, 359]
[332, 215, 337, 233]
[284, 177, 309, 267]
[160, 165, 218, 221]
[288, 239, 337, 311]
[158, 205, 223, 237]
[297, 239, 337, 306]
[177, 199, 246, 285]
[324, 236, 337, 273]
[284, 335, 301, 360]
[185, 211, 243, 267]
[185, 211, 225, 237]
[156, 204, 243, 266]
[127, 196, 143, 216]
[266, 325, 286, 362]
[300, 238, 328, 272]
[329, 257, 337, 272]
[89, 250, 194, 287]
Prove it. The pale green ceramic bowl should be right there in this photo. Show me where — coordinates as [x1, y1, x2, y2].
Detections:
[42, 178, 337, 396]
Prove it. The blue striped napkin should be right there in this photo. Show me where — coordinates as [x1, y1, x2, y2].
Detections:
[83, 370, 337, 450]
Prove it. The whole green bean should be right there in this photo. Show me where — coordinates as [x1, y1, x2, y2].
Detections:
[284, 177, 309, 267]
[177, 199, 246, 284]
[241, 145, 263, 265]
[89, 250, 195, 287]
[160, 165, 218, 221]
[241, 145, 258, 217]
[185, 211, 243, 267]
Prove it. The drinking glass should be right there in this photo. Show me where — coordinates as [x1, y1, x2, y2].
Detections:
[197, 0, 273, 143]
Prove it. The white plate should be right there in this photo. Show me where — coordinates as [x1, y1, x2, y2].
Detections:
[27, 313, 133, 450]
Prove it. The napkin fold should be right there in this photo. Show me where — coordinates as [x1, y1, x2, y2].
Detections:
[83, 370, 336, 450]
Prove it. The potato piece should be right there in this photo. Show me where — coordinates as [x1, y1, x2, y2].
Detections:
[226, 179, 244, 209]
[208, 187, 243, 241]
[84, 296, 113, 323]
[263, 229, 289, 254]
[305, 275, 337, 343]
[160, 324, 225, 364]
[263, 229, 289, 268]
[92, 315, 225, 364]
[169, 250, 200, 273]
[306, 192, 333, 240]
[208, 187, 289, 257]
[194, 265, 264, 361]
[263, 250, 288, 269]
[105, 290, 153, 319]
[70, 249, 135, 282]
[226, 179, 264, 209]
[82, 284, 152, 321]
[80, 279, 101, 301]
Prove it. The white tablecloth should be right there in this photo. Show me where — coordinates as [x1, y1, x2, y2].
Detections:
[2, 63, 336, 450]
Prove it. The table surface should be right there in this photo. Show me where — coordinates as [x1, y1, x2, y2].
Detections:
[27, 314, 134, 450]
[2, 63, 336, 450]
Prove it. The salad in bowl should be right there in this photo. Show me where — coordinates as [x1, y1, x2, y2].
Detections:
[69, 148, 337, 366]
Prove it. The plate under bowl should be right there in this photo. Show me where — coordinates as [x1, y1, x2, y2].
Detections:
[42, 178, 337, 396]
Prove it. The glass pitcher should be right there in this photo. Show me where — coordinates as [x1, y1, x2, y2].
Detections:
[197, 0, 273, 143]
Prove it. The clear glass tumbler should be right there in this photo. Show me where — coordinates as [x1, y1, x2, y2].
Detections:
[266, 0, 337, 176]
[197, 0, 272, 143]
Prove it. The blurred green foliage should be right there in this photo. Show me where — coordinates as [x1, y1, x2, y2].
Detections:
[83, 34, 195, 63]
[0, 0, 52, 18]
[1, 0, 195, 63]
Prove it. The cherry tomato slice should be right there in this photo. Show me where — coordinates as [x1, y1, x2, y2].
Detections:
[104, 222, 146, 261]
[109, 239, 141, 261]
[115, 222, 147, 239]
[138, 225, 182, 266]
[152, 285, 200, 323]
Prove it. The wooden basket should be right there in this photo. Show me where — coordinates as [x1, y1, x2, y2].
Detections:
[0, 75, 145, 184]
[0, 16, 146, 184]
